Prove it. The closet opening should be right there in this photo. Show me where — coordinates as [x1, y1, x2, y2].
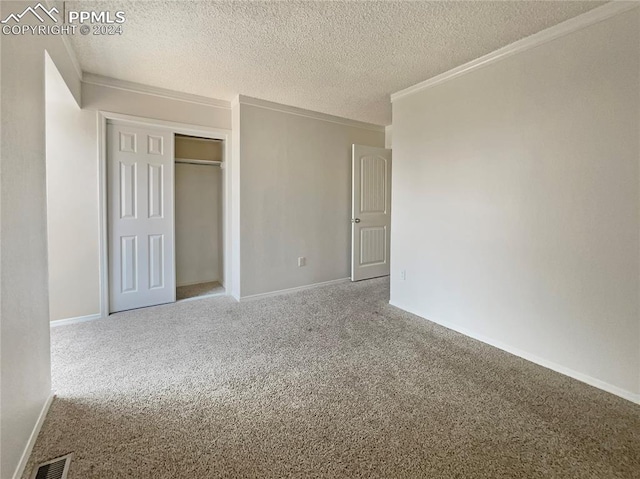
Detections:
[174, 134, 225, 301]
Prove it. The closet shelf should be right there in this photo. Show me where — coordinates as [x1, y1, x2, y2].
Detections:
[175, 158, 222, 166]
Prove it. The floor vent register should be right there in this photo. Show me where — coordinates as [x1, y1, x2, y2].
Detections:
[30, 453, 73, 479]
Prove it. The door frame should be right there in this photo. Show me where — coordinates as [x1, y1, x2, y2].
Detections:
[98, 111, 233, 317]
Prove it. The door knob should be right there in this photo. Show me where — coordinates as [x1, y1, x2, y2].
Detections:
[352, 218, 361, 223]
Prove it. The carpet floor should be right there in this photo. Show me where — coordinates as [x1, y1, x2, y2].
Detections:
[176, 281, 224, 301]
[24, 277, 640, 478]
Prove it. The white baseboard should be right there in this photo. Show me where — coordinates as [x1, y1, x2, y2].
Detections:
[50, 313, 102, 328]
[12, 391, 55, 479]
[240, 278, 350, 302]
[389, 301, 640, 405]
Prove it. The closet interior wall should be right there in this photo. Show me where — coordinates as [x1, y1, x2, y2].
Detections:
[174, 135, 224, 292]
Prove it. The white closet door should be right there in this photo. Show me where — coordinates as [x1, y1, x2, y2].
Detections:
[108, 123, 175, 312]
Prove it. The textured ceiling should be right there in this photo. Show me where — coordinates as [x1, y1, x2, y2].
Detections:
[66, 1, 605, 125]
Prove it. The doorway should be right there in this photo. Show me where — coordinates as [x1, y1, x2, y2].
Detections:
[351, 144, 392, 282]
[101, 114, 231, 315]
[174, 134, 225, 301]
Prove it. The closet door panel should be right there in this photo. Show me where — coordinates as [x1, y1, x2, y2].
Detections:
[119, 161, 137, 219]
[108, 123, 175, 313]
[120, 235, 138, 293]
[148, 234, 165, 289]
[147, 163, 164, 219]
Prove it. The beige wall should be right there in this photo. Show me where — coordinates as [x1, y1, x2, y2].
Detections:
[238, 100, 385, 297]
[41, 84, 233, 322]
[390, 10, 640, 398]
[0, 1, 83, 476]
[175, 163, 223, 286]
[175, 136, 223, 162]
[79, 83, 384, 303]
[45, 55, 100, 322]
[82, 82, 231, 130]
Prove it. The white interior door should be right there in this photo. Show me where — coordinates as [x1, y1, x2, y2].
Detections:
[351, 144, 392, 281]
[108, 123, 175, 312]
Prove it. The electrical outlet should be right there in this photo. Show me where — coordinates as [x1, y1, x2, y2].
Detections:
[400, 270, 406, 280]
[298, 257, 306, 267]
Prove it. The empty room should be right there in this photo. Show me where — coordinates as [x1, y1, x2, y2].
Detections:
[1, 1, 639, 478]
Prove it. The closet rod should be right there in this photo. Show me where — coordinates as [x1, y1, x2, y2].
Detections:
[175, 134, 222, 143]
[175, 158, 222, 166]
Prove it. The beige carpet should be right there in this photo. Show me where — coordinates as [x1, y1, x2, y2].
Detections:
[24, 278, 640, 478]
[176, 281, 224, 301]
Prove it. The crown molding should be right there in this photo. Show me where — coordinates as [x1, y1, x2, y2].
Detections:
[236, 95, 385, 132]
[391, 1, 639, 102]
[60, 34, 82, 80]
[82, 73, 232, 109]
